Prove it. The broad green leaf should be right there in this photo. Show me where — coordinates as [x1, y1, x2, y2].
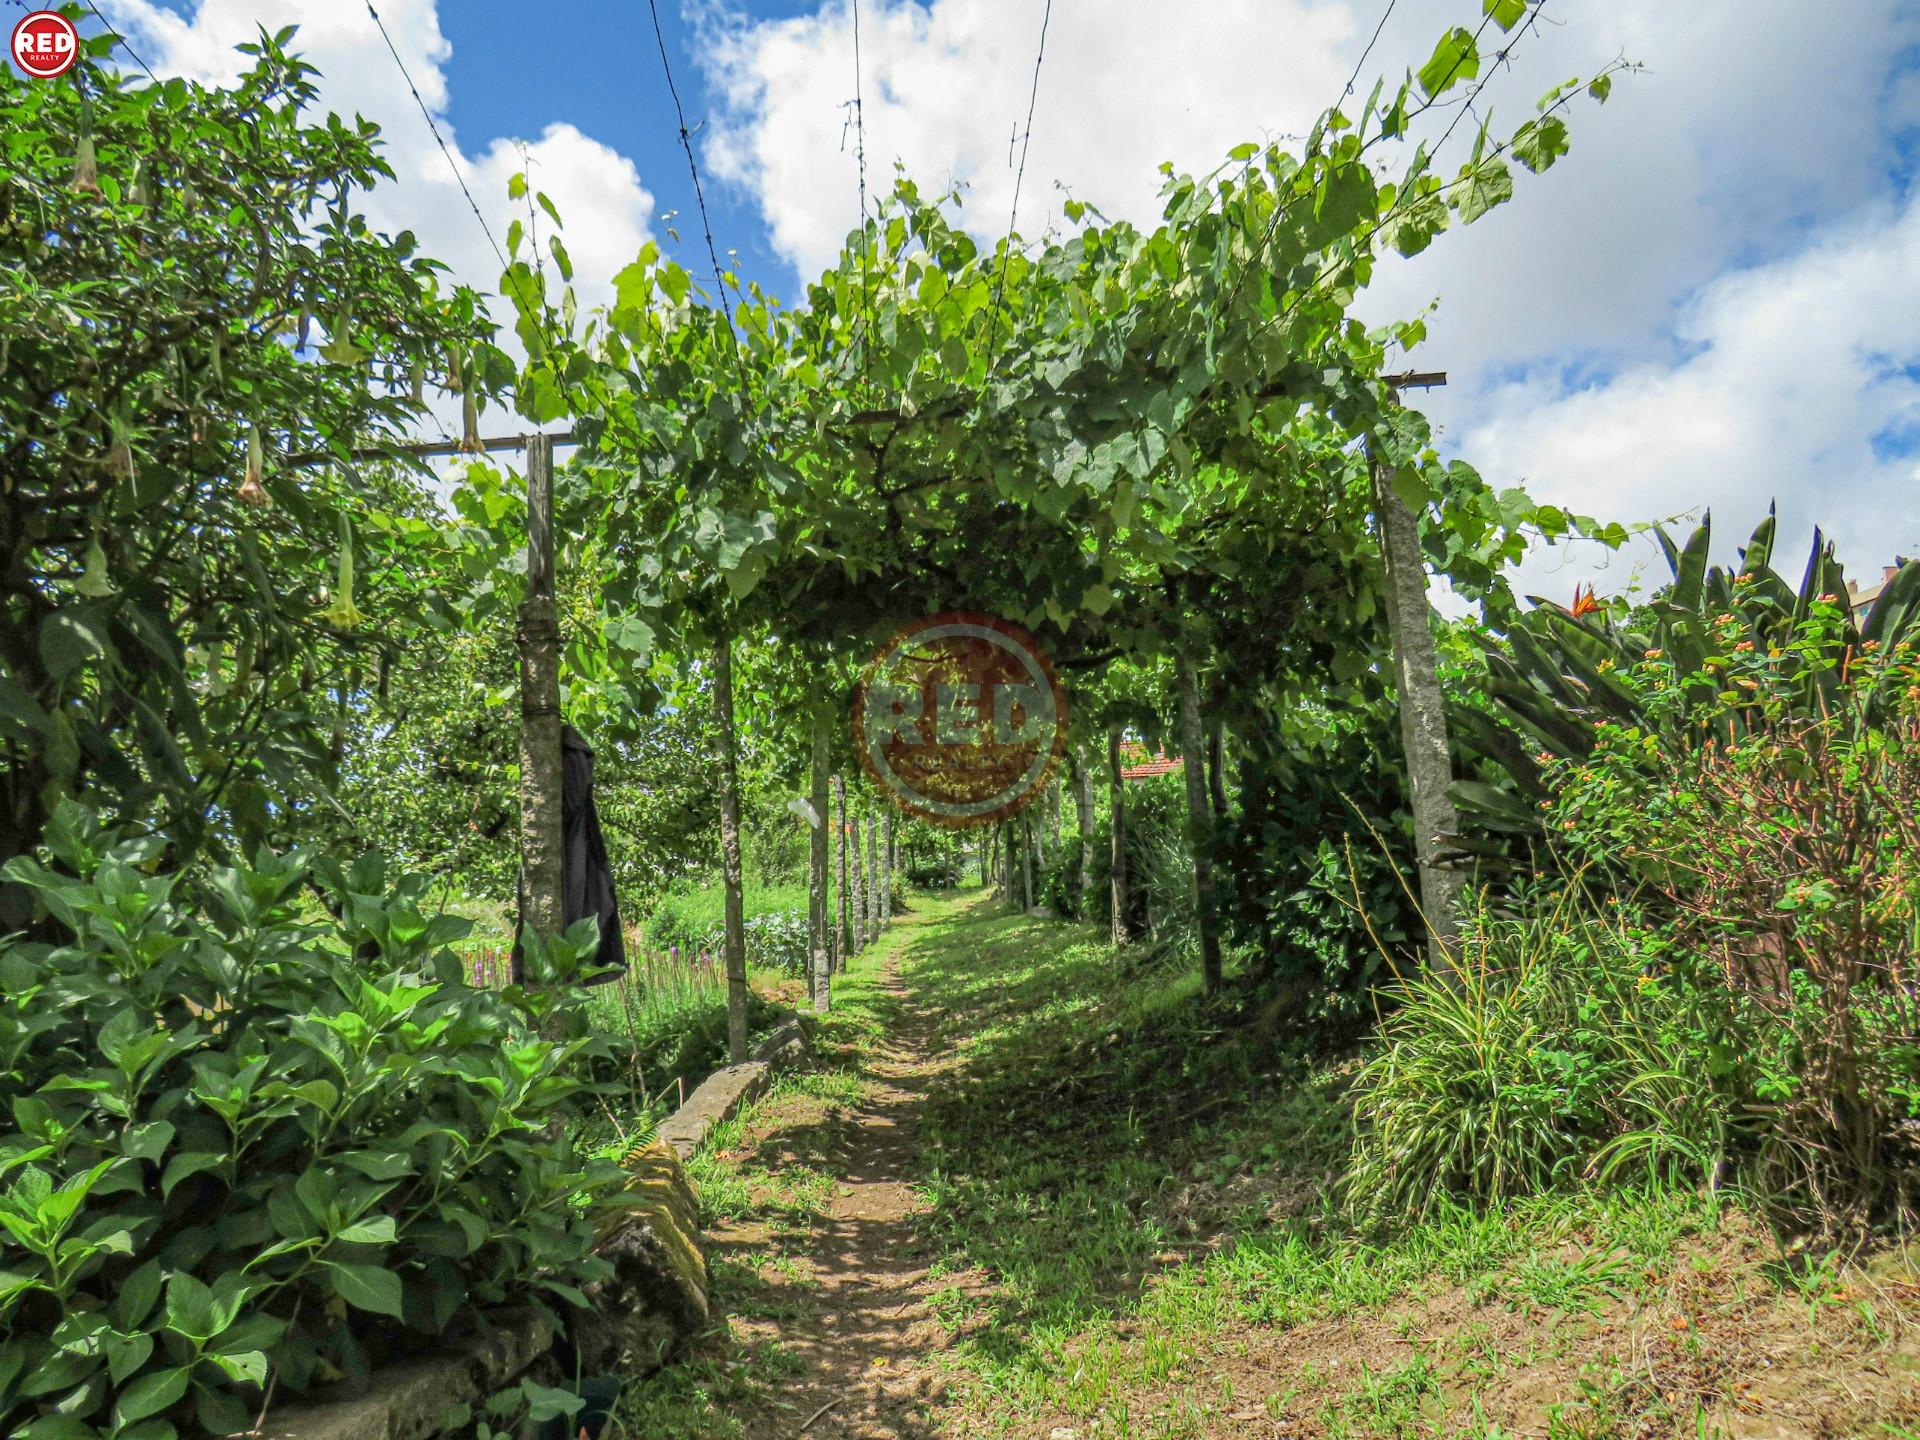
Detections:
[1511, 116, 1569, 174]
[326, 1261, 404, 1317]
[1417, 28, 1479, 99]
[1454, 158, 1514, 224]
[334, 1215, 397, 1244]
[114, 1366, 189, 1427]
[37, 611, 115, 684]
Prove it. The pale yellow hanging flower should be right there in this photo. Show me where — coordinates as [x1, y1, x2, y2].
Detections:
[320, 514, 367, 629]
[70, 134, 100, 196]
[318, 306, 369, 366]
[460, 391, 482, 453]
[204, 638, 230, 697]
[238, 424, 271, 508]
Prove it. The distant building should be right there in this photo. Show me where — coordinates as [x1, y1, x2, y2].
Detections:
[1118, 741, 1183, 782]
[1847, 563, 1906, 624]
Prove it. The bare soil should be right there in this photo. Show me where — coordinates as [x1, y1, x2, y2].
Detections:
[710, 923, 959, 1439]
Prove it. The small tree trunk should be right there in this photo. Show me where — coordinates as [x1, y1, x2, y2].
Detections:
[1050, 780, 1062, 855]
[850, 807, 867, 953]
[1108, 728, 1129, 946]
[1207, 721, 1229, 821]
[835, 774, 852, 970]
[1021, 811, 1035, 911]
[513, 434, 564, 985]
[1179, 649, 1223, 996]
[1003, 820, 1018, 912]
[714, 632, 750, 1063]
[809, 707, 831, 1014]
[1075, 745, 1095, 915]
[1371, 442, 1466, 966]
[879, 811, 892, 930]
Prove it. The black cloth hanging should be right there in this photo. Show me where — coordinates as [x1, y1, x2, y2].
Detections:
[512, 725, 627, 984]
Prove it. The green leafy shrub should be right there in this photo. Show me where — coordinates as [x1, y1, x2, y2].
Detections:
[1218, 723, 1414, 1030]
[1037, 844, 1087, 919]
[643, 881, 808, 961]
[1552, 602, 1920, 1220]
[740, 910, 809, 972]
[1345, 896, 1737, 1221]
[905, 857, 965, 888]
[0, 806, 622, 1438]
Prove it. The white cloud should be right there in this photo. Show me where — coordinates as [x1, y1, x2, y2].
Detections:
[696, 0, 1356, 281]
[106, 1, 654, 364]
[700, 0, 1920, 596]
[1465, 191, 1920, 604]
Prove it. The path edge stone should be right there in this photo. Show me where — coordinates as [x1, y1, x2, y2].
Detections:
[657, 1014, 812, 1160]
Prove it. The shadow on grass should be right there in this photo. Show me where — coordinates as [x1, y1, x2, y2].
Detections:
[902, 896, 1355, 1374]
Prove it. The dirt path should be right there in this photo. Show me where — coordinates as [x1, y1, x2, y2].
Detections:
[712, 918, 963, 1440]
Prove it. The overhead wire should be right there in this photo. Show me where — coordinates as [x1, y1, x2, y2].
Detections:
[980, 0, 1055, 375]
[1214, 0, 1468, 328]
[644, 0, 752, 397]
[84, 1, 160, 84]
[366, 3, 510, 280]
[850, 0, 873, 381]
[365, 3, 703, 490]
[1246, 1, 1561, 350]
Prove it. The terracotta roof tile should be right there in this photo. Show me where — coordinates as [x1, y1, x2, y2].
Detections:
[1119, 750, 1184, 781]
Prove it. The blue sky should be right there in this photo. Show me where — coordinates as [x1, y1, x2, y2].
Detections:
[95, 0, 1920, 600]
[429, 1, 807, 299]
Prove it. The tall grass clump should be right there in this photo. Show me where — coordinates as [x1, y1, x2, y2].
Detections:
[582, 947, 786, 1109]
[1344, 894, 1735, 1221]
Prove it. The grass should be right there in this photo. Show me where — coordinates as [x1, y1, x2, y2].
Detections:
[606, 890, 1920, 1438]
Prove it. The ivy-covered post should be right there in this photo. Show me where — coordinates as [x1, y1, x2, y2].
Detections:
[1371, 387, 1466, 967]
[1108, 729, 1129, 945]
[1178, 648, 1223, 995]
[513, 433, 563, 985]
[809, 706, 832, 1013]
[835, 774, 852, 970]
[866, 811, 881, 941]
[714, 630, 750, 1063]
[850, 805, 867, 954]
[1074, 745, 1095, 915]
[878, 810, 892, 930]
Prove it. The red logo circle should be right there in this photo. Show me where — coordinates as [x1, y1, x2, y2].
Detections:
[854, 611, 1069, 828]
[12, 11, 80, 79]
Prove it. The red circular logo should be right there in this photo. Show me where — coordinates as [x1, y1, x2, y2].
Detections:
[12, 11, 80, 79]
[854, 611, 1069, 828]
